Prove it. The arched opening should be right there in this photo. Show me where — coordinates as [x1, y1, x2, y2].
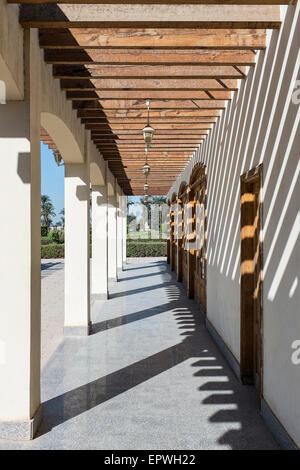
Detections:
[41, 112, 84, 164]
[39, 112, 88, 368]
[39, 125, 66, 368]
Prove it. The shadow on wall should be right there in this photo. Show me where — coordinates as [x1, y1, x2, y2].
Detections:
[167, 4, 299, 446]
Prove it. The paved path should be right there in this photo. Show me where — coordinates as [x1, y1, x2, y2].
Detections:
[0, 259, 278, 449]
[41, 259, 64, 368]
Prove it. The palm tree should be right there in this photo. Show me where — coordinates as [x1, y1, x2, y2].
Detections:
[41, 195, 56, 227]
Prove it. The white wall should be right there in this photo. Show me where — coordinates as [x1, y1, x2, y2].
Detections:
[168, 4, 300, 447]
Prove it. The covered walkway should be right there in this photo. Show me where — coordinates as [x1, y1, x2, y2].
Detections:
[0, 259, 277, 450]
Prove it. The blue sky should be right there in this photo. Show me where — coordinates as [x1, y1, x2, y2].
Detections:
[41, 143, 64, 224]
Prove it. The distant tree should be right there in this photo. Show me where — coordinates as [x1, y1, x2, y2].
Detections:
[60, 208, 65, 226]
[127, 213, 136, 225]
[148, 196, 167, 205]
[41, 195, 56, 227]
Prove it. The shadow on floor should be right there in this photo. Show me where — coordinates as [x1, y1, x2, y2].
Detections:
[118, 271, 164, 282]
[38, 261, 277, 449]
[41, 262, 63, 271]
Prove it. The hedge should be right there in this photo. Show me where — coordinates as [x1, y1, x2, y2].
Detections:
[41, 244, 65, 259]
[41, 241, 166, 258]
[127, 241, 167, 257]
[41, 244, 92, 258]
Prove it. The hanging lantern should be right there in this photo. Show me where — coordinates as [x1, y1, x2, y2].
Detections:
[144, 183, 149, 192]
[144, 194, 149, 203]
[142, 99, 155, 146]
[142, 125, 155, 147]
[142, 162, 151, 177]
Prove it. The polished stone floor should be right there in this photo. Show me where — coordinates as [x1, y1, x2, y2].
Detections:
[0, 259, 278, 449]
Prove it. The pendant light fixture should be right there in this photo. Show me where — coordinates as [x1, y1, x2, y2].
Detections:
[142, 99, 155, 147]
[142, 147, 151, 177]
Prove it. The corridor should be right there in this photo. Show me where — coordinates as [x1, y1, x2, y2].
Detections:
[0, 259, 278, 450]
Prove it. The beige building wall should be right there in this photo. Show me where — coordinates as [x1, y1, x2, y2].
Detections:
[168, 4, 300, 448]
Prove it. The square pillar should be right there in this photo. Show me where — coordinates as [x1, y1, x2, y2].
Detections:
[0, 30, 42, 440]
[122, 196, 127, 269]
[108, 192, 117, 281]
[117, 194, 123, 273]
[91, 185, 108, 299]
[64, 163, 91, 335]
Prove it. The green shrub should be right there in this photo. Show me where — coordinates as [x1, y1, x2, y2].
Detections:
[126, 241, 167, 257]
[41, 236, 52, 246]
[41, 225, 48, 237]
[48, 230, 63, 244]
[41, 244, 64, 259]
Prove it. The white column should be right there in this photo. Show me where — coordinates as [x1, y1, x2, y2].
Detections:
[91, 184, 108, 298]
[64, 163, 91, 335]
[108, 191, 117, 281]
[122, 196, 127, 269]
[117, 194, 123, 273]
[0, 30, 42, 440]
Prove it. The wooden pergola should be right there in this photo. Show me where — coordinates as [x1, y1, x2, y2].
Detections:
[12, 0, 291, 195]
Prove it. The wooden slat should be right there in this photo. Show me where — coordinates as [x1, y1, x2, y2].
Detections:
[66, 90, 232, 99]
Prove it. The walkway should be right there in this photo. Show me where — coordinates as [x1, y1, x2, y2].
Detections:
[41, 259, 64, 368]
[0, 259, 278, 449]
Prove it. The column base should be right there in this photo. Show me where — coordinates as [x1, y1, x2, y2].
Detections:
[91, 293, 108, 301]
[0, 405, 42, 441]
[64, 323, 92, 336]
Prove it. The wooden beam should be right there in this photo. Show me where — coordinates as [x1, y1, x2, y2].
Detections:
[20, 5, 280, 29]
[45, 49, 257, 66]
[82, 117, 217, 123]
[88, 123, 213, 129]
[39, 28, 267, 49]
[93, 133, 208, 138]
[67, 90, 232, 100]
[79, 109, 221, 117]
[94, 139, 205, 144]
[91, 129, 210, 135]
[61, 78, 238, 90]
[11, 1, 291, 4]
[53, 64, 243, 79]
[73, 99, 227, 109]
